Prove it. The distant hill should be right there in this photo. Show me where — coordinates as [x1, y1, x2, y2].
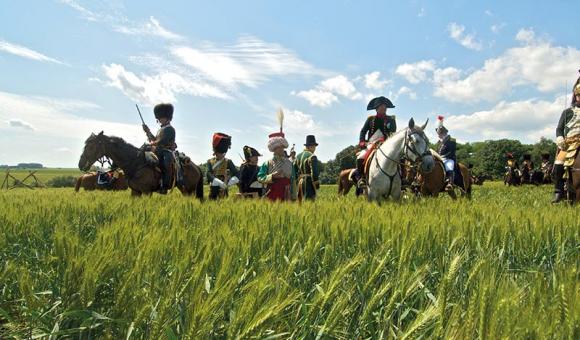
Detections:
[0, 163, 44, 169]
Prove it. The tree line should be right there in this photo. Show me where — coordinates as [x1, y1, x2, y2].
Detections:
[317, 138, 557, 184]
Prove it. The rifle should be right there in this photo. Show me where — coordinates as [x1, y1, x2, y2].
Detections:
[136, 104, 154, 142]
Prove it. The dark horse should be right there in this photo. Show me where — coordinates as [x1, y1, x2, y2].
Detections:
[79, 132, 204, 198]
[75, 171, 128, 191]
[504, 165, 521, 186]
[565, 150, 580, 204]
[406, 157, 472, 199]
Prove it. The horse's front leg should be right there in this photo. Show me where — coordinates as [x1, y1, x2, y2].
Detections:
[131, 189, 142, 197]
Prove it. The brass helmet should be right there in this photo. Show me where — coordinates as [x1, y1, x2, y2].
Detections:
[574, 83, 580, 96]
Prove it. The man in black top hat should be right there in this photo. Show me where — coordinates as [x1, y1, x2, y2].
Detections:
[354, 96, 397, 186]
[294, 135, 320, 201]
[239, 145, 263, 197]
[143, 103, 176, 194]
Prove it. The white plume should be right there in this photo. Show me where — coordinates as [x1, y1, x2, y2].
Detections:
[277, 107, 284, 133]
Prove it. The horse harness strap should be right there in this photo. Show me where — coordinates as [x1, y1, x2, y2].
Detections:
[375, 146, 399, 198]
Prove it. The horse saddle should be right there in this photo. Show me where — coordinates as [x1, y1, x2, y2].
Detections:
[96, 171, 114, 187]
[144, 151, 159, 166]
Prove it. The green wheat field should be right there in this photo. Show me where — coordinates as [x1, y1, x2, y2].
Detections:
[0, 180, 578, 338]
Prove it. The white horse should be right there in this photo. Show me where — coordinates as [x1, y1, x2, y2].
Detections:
[367, 118, 434, 201]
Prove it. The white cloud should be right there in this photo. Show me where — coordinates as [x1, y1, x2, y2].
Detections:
[292, 89, 338, 108]
[396, 86, 417, 100]
[7, 119, 34, 131]
[171, 36, 316, 88]
[114, 16, 184, 41]
[262, 108, 340, 139]
[58, 0, 100, 22]
[491, 23, 506, 34]
[0, 39, 64, 64]
[442, 96, 564, 142]
[433, 29, 580, 102]
[101, 63, 229, 105]
[0, 90, 141, 142]
[293, 75, 363, 107]
[320, 75, 362, 100]
[515, 28, 535, 44]
[447, 22, 483, 51]
[418, 7, 426, 17]
[395, 60, 436, 84]
[363, 71, 390, 90]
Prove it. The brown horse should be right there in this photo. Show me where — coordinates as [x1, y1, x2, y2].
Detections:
[79, 132, 204, 199]
[337, 168, 355, 196]
[566, 151, 580, 204]
[409, 158, 472, 199]
[75, 171, 128, 191]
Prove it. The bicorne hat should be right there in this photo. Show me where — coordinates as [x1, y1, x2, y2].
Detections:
[367, 96, 395, 110]
[154, 103, 174, 120]
[212, 133, 231, 154]
[541, 153, 550, 160]
[243, 145, 261, 160]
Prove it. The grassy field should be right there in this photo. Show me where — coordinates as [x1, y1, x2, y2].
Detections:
[0, 183, 578, 338]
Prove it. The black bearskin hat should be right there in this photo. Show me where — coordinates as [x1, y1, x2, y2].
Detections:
[154, 103, 174, 120]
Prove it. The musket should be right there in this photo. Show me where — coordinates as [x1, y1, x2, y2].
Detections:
[136, 104, 145, 125]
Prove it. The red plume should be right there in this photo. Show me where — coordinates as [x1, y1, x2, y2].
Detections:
[437, 115, 444, 121]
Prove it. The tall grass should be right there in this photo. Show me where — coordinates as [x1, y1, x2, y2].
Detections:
[0, 183, 578, 338]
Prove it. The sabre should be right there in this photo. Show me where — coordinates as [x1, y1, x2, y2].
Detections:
[136, 104, 146, 125]
[136, 104, 154, 142]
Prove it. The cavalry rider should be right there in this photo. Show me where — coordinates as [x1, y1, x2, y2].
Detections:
[294, 135, 321, 201]
[239, 145, 264, 197]
[552, 79, 580, 203]
[540, 153, 552, 173]
[522, 154, 534, 169]
[506, 153, 519, 170]
[354, 96, 397, 186]
[143, 103, 176, 194]
[435, 115, 457, 191]
[206, 133, 239, 200]
[258, 130, 295, 201]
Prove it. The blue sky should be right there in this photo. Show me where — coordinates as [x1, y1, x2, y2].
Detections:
[0, 0, 578, 167]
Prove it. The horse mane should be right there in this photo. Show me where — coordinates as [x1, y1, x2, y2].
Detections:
[105, 135, 140, 153]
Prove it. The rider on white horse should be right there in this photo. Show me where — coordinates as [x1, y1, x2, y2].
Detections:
[435, 115, 457, 191]
[354, 96, 397, 187]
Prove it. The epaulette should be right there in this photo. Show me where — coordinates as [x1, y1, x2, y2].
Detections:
[450, 137, 456, 142]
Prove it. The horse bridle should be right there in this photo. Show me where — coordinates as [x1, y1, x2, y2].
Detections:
[374, 128, 430, 197]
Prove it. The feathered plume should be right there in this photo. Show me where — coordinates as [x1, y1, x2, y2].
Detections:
[437, 115, 444, 128]
[277, 107, 284, 133]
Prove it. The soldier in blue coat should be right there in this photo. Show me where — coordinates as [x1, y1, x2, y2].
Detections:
[435, 115, 457, 191]
[143, 103, 176, 194]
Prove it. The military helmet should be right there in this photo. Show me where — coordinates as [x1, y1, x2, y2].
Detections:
[154, 103, 174, 120]
[574, 83, 580, 95]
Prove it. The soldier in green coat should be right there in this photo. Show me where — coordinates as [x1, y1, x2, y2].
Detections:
[143, 103, 176, 194]
[294, 135, 320, 201]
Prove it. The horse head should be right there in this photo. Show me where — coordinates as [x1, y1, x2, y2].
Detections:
[79, 131, 107, 171]
[405, 118, 434, 174]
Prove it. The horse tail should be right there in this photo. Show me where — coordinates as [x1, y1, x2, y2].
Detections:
[338, 172, 344, 195]
[75, 175, 83, 192]
[195, 168, 204, 201]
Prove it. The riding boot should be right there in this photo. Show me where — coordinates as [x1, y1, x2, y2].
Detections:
[551, 164, 565, 204]
[355, 158, 366, 187]
[445, 170, 454, 191]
